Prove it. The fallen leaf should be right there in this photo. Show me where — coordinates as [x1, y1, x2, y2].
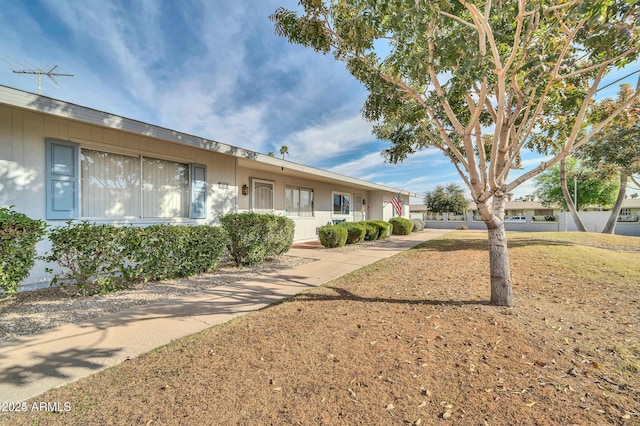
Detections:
[442, 409, 452, 419]
[525, 401, 536, 407]
[386, 403, 395, 411]
[535, 360, 546, 367]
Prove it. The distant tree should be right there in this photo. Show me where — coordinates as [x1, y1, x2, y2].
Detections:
[279, 145, 289, 160]
[267, 151, 276, 157]
[631, 193, 639, 199]
[534, 158, 619, 212]
[425, 184, 468, 214]
[578, 84, 640, 234]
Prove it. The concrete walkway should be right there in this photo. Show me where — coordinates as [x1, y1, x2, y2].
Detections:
[0, 229, 449, 402]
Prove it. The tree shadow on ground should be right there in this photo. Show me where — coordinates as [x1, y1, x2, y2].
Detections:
[294, 285, 492, 307]
[412, 237, 573, 252]
[0, 346, 122, 388]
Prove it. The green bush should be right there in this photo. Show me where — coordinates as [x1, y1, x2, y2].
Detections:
[46, 222, 228, 293]
[265, 215, 295, 256]
[220, 213, 294, 266]
[360, 221, 379, 241]
[318, 225, 348, 248]
[124, 224, 228, 282]
[364, 220, 392, 240]
[337, 222, 366, 244]
[46, 221, 128, 293]
[411, 219, 425, 232]
[389, 217, 414, 235]
[0, 207, 47, 294]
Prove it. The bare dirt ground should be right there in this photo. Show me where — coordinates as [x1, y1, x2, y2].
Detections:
[1, 231, 639, 425]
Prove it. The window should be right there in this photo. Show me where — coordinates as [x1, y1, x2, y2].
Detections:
[142, 157, 189, 218]
[286, 185, 314, 217]
[620, 208, 631, 216]
[333, 192, 350, 215]
[81, 149, 141, 218]
[45, 139, 206, 220]
[252, 178, 274, 211]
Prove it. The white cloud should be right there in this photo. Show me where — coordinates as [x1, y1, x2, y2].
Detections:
[282, 113, 376, 164]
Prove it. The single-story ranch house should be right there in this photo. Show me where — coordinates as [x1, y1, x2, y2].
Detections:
[0, 85, 410, 290]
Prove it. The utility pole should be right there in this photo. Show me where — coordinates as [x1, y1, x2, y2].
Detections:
[12, 65, 73, 94]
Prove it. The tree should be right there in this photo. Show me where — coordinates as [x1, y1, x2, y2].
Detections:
[579, 84, 640, 233]
[425, 184, 468, 214]
[534, 157, 619, 211]
[279, 145, 289, 160]
[271, 1, 640, 306]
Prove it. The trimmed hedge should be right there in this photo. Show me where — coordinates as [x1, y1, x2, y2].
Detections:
[318, 225, 348, 248]
[337, 222, 366, 244]
[46, 222, 228, 294]
[0, 207, 47, 294]
[411, 219, 425, 232]
[389, 217, 414, 235]
[363, 220, 392, 240]
[361, 222, 379, 241]
[220, 213, 294, 266]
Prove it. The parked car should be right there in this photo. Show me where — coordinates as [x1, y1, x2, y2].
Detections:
[504, 216, 526, 222]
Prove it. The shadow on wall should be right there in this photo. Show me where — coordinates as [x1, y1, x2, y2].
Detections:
[0, 161, 42, 209]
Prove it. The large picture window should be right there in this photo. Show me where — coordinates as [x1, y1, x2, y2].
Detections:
[333, 192, 350, 215]
[286, 185, 313, 217]
[45, 139, 206, 220]
[81, 149, 141, 217]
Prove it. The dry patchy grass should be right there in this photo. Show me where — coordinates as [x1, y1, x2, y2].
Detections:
[2, 231, 639, 425]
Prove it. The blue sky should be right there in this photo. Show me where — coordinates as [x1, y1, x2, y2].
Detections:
[1, 0, 637, 203]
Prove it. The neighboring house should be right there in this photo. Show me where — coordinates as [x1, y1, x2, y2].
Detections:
[0, 85, 410, 290]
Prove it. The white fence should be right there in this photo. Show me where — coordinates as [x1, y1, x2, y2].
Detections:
[416, 212, 640, 236]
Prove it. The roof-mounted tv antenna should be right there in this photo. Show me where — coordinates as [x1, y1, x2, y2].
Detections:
[13, 64, 74, 95]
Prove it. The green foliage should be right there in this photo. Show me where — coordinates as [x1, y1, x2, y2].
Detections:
[318, 225, 348, 248]
[410, 219, 425, 232]
[46, 222, 228, 294]
[123, 224, 228, 282]
[0, 207, 47, 294]
[533, 158, 619, 210]
[220, 213, 294, 266]
[457, 225, 469, 230]
[424, 184, 468, 214]
[389, 217, 414, 235]
[46, 222, 129, 293]
[337, 222, 366, 244]
[363, 220, 392, 240]
[361, 221, 380, 241]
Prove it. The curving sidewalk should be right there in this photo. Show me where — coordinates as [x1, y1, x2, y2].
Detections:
[0, 229, 450, 403]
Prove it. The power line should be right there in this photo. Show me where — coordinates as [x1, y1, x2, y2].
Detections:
[12, 64, 74, 94]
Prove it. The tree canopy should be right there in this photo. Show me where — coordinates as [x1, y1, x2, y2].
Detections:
[424, 184, 468, 213]
[271, 0, 640, 306]
[533, 158, 619, 210]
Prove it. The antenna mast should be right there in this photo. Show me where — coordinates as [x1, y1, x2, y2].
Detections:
[13, 65, 74, 94]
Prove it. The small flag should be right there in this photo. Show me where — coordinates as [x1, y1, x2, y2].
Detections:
[390, 192, 403, 216]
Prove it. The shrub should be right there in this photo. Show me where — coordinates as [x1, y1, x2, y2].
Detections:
[364, 220, 392, 240]
[0, 207, 47, 294]
[337, 222, 366, 244]
[456, 225, 469, 230]
[265, 215, 295, 256]
[410, 219, 425, 232]
[46, 221, 128, 293]
[46, 222, 228, 293]
[124, 224, 228, 282]
[389, 217, 414, 235]
[220, 213, 295, 266]
[361, 221, 379, 241]
[318, 225, 348, 248]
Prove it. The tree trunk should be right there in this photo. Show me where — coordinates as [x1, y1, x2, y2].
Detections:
[602, 173, 627, 234]
[560, 158, 588, 232]
[488, 225, 513, 306]
[477, 194, 514, 307]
